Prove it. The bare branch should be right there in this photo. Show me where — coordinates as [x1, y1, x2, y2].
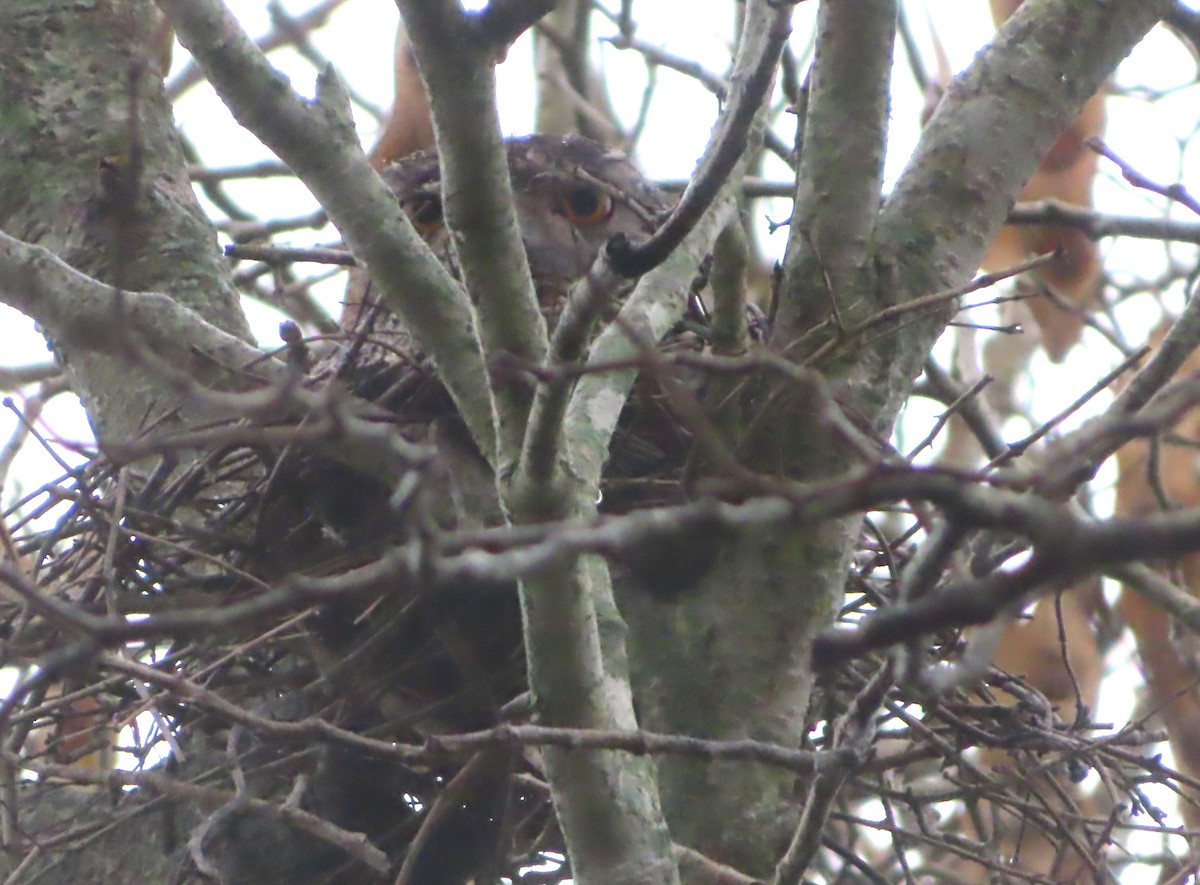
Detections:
[396, 0, 548, 463]
[0, 231, 284, 390]
[157, 0, 497, 463]
[606, 2, 792, 277]
[874, 0, 1171, 380]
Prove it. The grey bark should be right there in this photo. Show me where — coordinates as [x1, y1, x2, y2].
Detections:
[0, 0, 251, 446]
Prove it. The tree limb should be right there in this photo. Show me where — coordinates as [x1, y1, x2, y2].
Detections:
[156, 0, 498, 465]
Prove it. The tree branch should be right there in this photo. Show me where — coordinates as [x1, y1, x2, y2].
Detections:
[775, 0, 896, 342]
[156, 0, 498, 464]
[396, 0, 550, 466]
[606, 1, 792, 278]
[874, 0, 1172, 403]
[0, 232, 283, 391]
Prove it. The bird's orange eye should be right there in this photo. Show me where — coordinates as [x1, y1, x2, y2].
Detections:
[406, 196, 443, 235]
[556, 184, 613, 225]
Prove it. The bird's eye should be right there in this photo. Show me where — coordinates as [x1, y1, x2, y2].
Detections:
[556, 184, 613, 225]
[406, 197, 443, 235]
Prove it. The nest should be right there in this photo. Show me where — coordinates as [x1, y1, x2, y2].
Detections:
[3, 418, 1189, 884]
[0, 276, 721, 882]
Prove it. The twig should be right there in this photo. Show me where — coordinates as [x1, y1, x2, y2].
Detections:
[606, 2, 793, 278]
[1088, 136, 1200, 217]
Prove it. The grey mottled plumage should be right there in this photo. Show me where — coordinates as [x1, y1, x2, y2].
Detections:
[340, 134, 672, 396]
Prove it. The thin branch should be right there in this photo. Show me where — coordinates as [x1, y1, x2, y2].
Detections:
[774, 663, 891, 885]
[0, 362, 62, 391]
[919, 359, 1005, 460]
[600, 24, 794, 165]
[164, 0, 351, 100]
[1026, 296, 1200, 498]
[157, 0, 496, 465]
[1111, 564, 1200, 632]
[224, 244, 355, 267]
[874, 0, 1171, 384]
[813, 503, 1200, 667]
[1115, 287, 1200, 415]
[520, 254, 630, 483]
[0, 231, 286, 390]
[1007, 199, 1200, 244]
[606, 1, 792, 278]
[1089, 136, 1200, 217]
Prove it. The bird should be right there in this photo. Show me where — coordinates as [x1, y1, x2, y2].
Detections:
[337, 133, 674, 413]
[229, 136, 696, 885]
